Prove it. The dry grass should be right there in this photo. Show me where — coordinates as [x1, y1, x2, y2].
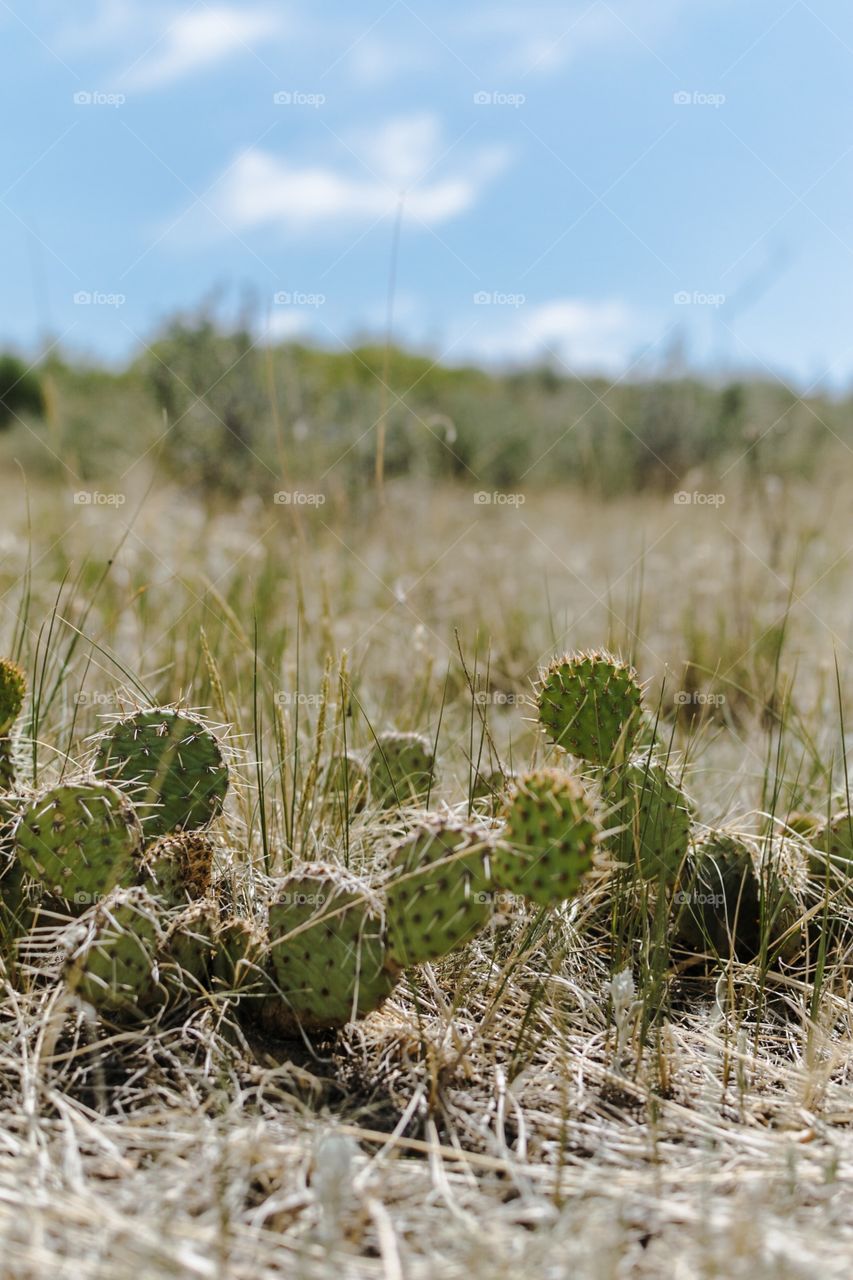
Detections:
[1, 468, 853, 1277]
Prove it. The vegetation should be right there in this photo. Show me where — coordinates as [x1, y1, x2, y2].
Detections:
[0, 326, 852, 1274]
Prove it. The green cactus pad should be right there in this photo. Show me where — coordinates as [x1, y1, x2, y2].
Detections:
[386, 818, 493, 966]
[266, 864, 398, 1033]
[96, 709, 229, 840]
[787, 811, 821, 839]
[159, 900, 216, 996]
[325, 751, 370, 812]
[139, 831, 215, 905]
[212, 917, 268, 996]
[0, 659, 25, 738]
[537, 651, 643, 766]
[608, 758, 691, 884]
[368, 732, 437, 808]
[675, 832, 805, 961]
[494, 768, 599, 906]
[65, 887, 164, 1017]
[16, 781, 143, 908]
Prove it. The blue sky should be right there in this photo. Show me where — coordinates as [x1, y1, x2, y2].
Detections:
[2, 0, 852, 384]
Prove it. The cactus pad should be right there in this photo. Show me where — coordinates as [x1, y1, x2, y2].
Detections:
[0, 659, 25, 738]
[609, 758, 691, 884]
[368, 732, 437, 808]
[266, 864, 398, 1032]
[16, 781, 143, 908]
[494, 768, 599, 906]
[96, 709, 229, 840]
[537, 651, 643, 766]
[140, 831, 215, 905]
[66, 887, 164, 1017]
[212, 916, 268, 997]
[325, 751, 370, 812]
[386, 818, 493, 966]
[675, 832, 804, 961]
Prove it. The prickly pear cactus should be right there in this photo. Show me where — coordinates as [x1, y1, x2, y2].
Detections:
[787, 811, 821, 839]
[675, 831, 805, 961]
[368, 732, 437, 808]
[96, 709, 229, 840]
[266, 864, 398, 1033]
[537, 651, 643, 766]
[65, 887, 164, 1017]
[159, 900, 216, 996]
[0, 658, 25, 791]
[324, 751, 370, 813]
[494, 768, 599, 906]
[139, 831, 215, 905]
[16, 781, 143, 909]
[386, 818, 493, 966]
[212, 916, 268, 996]
[608, 758, 691, 884]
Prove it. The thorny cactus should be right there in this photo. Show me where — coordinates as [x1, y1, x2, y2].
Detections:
[139, 831, 216, 906]
[385, 818, 493, 966]
[368, 732, 437, 808]
[537, 651, 643, 766]
[15, 781, 143, 909]
[675, 831, 806, 962]
[0, 658, 26, 791]
[494, 768, 600, 906]
[606, 757, 692, 885]
[96, 709, 229, 840]
[264, 864, 399, 1034]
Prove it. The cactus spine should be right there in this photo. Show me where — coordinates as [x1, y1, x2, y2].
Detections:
[0, 659, 26, 791]
[537, 651, 643, 766]
[16, 781, 143, 908]
[368, 732, 437, 808]
[495, 768, 599, 906]
[386, 818, 493, 966]
[96, 709, 229, 841]
[266, 864, 398, 1032]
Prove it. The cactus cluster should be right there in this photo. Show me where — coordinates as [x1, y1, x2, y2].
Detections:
[0, 645, 847, 1044]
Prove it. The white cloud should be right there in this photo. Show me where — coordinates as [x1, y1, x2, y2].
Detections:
[466, 0, 715, 76]
[466, 298, 638, 373]
[213, 116, 509, 232]
[122, 5, 280, 89]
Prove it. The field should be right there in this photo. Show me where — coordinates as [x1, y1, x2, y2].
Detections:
[2, 350, 853, 1278]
